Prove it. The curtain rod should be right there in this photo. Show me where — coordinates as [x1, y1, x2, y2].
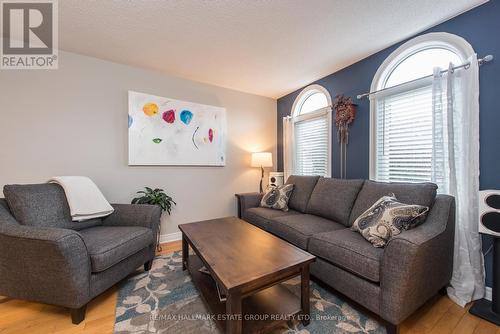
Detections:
[356, 54, 494, 100]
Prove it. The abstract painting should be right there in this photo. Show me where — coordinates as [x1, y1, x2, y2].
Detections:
[128, 91, 226, 166]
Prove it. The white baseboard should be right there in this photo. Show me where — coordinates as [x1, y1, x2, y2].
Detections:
[486, 286, 492, 301]
[159, 231, 182, 244]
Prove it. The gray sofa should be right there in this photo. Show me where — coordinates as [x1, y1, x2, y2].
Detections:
[237, 175, 455, 334]
[0, 183, 161, 324]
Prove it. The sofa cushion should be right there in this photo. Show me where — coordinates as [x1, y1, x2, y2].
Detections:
[308, 228, 384, 282]
[3, 184, 102, 230]
[267, 214, 344, 249]
[285, 175, 320, 213]
[78, 226, 153, 272]
[307, 178, 364, 226]
[243, 207, 300, 230]
[349, 180, 437, 226]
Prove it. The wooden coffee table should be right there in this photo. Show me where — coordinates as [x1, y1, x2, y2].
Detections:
[179, 217, 315, 334]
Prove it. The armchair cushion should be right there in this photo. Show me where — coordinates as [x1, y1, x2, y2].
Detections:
[78, 226, 153, 272]
[3, 184, 102, 230]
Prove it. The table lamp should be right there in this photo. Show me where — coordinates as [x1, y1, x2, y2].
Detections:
[251, 152, 273, 193]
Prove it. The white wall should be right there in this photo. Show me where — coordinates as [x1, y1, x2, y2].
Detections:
[0, 51, 277, 237]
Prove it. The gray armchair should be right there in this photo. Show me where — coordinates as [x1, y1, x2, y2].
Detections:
[0, 184, 161, 324]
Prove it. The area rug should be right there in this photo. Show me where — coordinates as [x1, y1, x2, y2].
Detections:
[114, 251, 385, 333]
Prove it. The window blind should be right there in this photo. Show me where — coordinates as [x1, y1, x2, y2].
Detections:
[294, 115, 329, 176]
[375, 85, 434, 183]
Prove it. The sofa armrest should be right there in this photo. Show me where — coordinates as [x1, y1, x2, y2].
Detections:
[0, 223, 91, 308]
[380, 195, 455, 324]
[235, 192, 263, 218]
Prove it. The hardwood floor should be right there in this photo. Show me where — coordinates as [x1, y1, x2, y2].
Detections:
[0, 240, 498, 334]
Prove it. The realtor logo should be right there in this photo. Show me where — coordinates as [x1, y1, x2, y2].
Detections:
[1, 0, 58, 69]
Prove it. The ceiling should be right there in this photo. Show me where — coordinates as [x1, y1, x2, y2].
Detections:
[59, 0, 487, 99]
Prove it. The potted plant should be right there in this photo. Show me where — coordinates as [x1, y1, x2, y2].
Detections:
[132, 187, 176, 251]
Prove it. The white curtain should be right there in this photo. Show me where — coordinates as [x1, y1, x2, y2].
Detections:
[432, 56, 485, 306]
[283, 116, 294, 181]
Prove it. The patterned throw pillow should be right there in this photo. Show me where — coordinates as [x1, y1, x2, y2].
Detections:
[260, 184, 294, 211]
[351, 194, 429, 247]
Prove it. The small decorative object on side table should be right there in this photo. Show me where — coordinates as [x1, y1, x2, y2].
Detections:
[132, 187, 176, 252]
[250, 152, 273, 193]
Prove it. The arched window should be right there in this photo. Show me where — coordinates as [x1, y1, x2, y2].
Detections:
[285, 84, 332, 177]
[370, 32, 474, 183]
[294, 87, 330, 116]
[383, 48, 462, 88]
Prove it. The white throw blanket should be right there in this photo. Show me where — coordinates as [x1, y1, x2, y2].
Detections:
[49, 176, 114, 221]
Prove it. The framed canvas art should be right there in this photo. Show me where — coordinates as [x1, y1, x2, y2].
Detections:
[128, 91, 226, 166]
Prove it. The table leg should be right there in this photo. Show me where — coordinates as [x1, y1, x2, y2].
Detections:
[300, 265, 311, 325]
[182, 233, 188, 271]
[226, 291, 242, 334]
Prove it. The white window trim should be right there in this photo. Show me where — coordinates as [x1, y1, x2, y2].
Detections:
[292, 84, 332, 117]
[291, 84, 333, 177]
[369, 32, 475, 180]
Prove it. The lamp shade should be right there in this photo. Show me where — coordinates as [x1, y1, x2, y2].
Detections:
[251, 152, 273, 168]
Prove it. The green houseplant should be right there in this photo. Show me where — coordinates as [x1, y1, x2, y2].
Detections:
[132, 187, 176, 251]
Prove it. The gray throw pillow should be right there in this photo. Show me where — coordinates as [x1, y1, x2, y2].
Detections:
[260, 184, 294, 211]
[351, 194, 429, 247]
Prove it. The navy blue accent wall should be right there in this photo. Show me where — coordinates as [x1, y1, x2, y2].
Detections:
[277, 1, 500, 287]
